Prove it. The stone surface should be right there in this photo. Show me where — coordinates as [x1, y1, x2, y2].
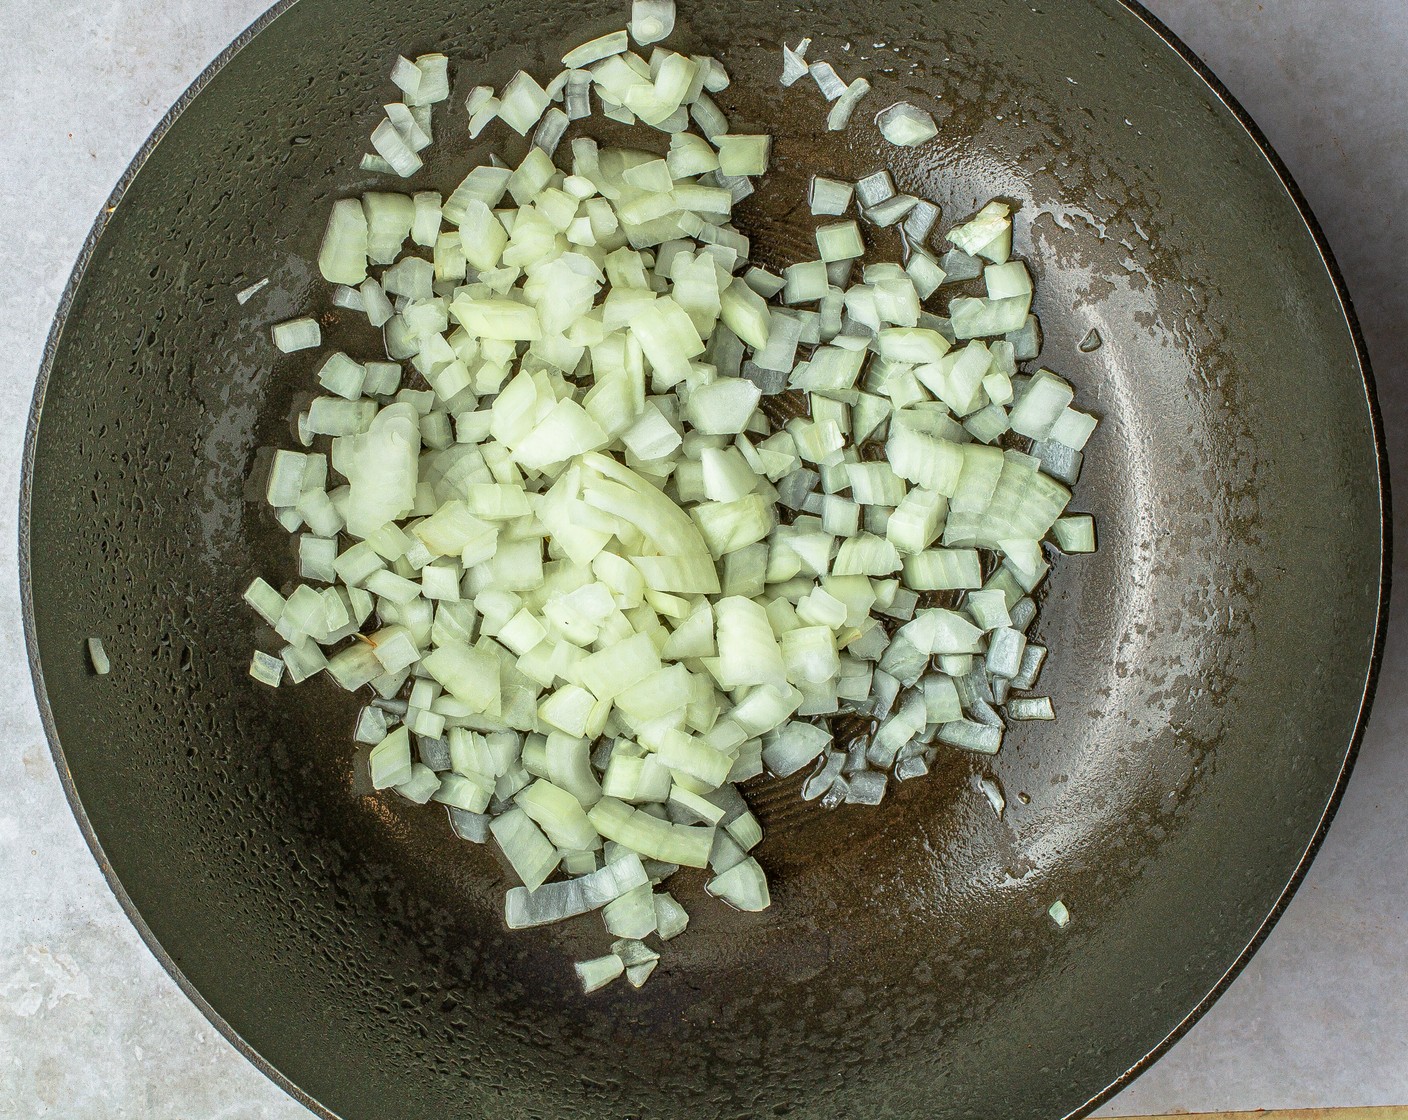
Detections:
[0, 1, 1402, 1117]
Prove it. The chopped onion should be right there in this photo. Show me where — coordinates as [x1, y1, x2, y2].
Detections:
[575, 953, 625, 992]
[87, 637, 111, 675]
[271, 317, 322, 353]
[505, 852, 647, 927]
[902, 199, 940, 246]
[715, 134, 772, 177]
[809, 176, 853, 216]
[247, 12, 1105, 993]
[865, 194, 919, 228]
[235, 277, 270, 305]
[855, 170, 896, 211]
[319, 199, 369, 285]
[938, 720, 1002, 754]
[370, 117, 423, 177]
[631, 0, 676, 44]
[491, 808, 560, 892]
[780, 39, 812, 87]
[827, 78, 871, 131]
[808, 61, 846, 101]
[877, 102, 938, 147]
[979, 776, 1006, 817]
[815, 221, 864, 263]
[564, 30, 629, 68]
[1053, 514, 1096, 553]
[590, 797, 713, 867]
[1006, 696, 1055, 721]
[706, 856, 770, 910]
[498, 71, 551, 135]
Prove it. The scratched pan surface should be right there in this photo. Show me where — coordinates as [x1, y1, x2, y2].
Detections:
[20, 0, 1389, 1118]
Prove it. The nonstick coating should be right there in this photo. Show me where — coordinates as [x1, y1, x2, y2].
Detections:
[21, 1, 1388, 1118]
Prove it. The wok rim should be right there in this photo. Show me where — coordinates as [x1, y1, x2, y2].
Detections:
[17, 2, 1392, 1118]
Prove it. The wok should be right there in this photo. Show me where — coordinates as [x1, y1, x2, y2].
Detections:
[20, 0, 1390, 1118]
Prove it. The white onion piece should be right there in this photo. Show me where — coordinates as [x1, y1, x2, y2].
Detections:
[809, 176, 853, 216]
[87, 637, 111, 676]
[235, 277, 270, 305]
[498, 71, 551, 135]
[575, 953, 625, 992]
[877, 101, 938, 147]
[506, 852, 648, 928]
[780, 39, 811, 87]
[370, 117, 423, 177]
[564, 31, 628, 69]
[808, 61, 846, 101]
[271, 317, 321, 353]
[827, 78, 871, 131]
[630, 0, 676, 45]
[706, 856, 770, 910]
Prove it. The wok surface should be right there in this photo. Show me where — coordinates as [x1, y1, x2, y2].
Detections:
[21, 1, 1388, 1118]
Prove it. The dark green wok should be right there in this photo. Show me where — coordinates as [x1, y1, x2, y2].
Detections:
[20, 1, 1389, 1117]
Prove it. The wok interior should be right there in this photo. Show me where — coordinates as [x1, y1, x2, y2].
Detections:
[25, 1, 1384, 1117]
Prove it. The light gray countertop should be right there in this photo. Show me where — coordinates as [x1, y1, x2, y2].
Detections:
[0, 2, 1403, 1117]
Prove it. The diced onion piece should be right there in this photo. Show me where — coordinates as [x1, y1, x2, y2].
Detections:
[1049, 406, 1099, 451]
[87, 637, 111, 675]
[938, 719, 1002, 754]
[1049, 899, 1071, 928]
[827, 78, 871, 131]
[499, 71, 552, 135]
[360, 153, 397, 174]
[978, 776, 1006, 817]
[762, 722, 830, 777]
[533, 107, 570, 155]
[563, 30, 629, 68]
[903, 549, 982, 591]
[706, 856, 770, 911]
[809, 176, 853, 216]
[654, 891, 690, 939]
[412, 53, 451, 105]
[505, 851, 648, 927]
[319, 198, 370, 285]
[949, 201, 1012, 263]
[715, 134, 772, 177]
[1053, 514, 1096, 553]
[816, 221, 864, 263]
[809, 61, 846, 101]
[603, 882, 657, 937]
[369, 726, 414, 788]
[780, 39, 811, 86]
[631, 0, 676, 45]
[589, 797, 714, 867]
[1007, 696, 1055, 721]
[371, 117, 423, 177]
[271, 317, 322, 353]
[1009, 369, 1074, 440]
[249, 649, 284, 686]
[491, 807, 560, 891]
[236, 277, 270, 305]
[876, 102, 938, 147]
[576, 953, 625, 992]
[855, 170, 895, 209]
[865, 194, 919, 228]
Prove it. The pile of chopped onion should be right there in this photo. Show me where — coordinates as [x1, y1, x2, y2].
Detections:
[245, 0, 1098, 992]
